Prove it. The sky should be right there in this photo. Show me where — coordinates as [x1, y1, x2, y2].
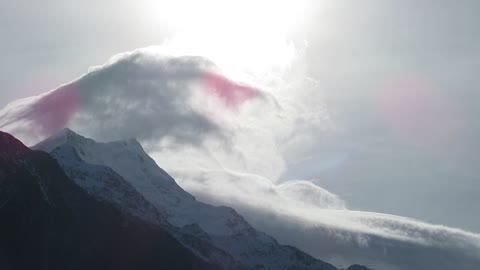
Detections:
[1, 0, 479, 237]
[1, 1, 480, 269]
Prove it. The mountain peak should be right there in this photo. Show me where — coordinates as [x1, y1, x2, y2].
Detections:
[0, 130, 30, 158]
[117, 137, 144, 151]
[34, 128, 144, 155]
[0, 130, 23, 145]
[58, 127, 88, 141]
[59, 127, 76, 136]
[32, 127, 92, 153]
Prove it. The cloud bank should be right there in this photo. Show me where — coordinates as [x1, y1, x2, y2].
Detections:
[178, 168, 480, 270]
[1, 47, 480, 270]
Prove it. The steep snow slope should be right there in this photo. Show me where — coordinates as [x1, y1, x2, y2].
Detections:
[48, 144, 167, 225]
[35, 128, 249, 235]
[34, 131, 245, 270]
[34, 129, 337, 270]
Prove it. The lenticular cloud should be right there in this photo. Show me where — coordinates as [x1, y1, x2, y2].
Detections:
[1, 47, 480, 270]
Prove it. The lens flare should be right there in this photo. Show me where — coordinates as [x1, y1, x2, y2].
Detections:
[203, 72, 258, 107]
[377, 77, 465, 148]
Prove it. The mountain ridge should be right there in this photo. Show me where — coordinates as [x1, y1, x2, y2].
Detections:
[33, 128, 342, 270]
[0, 130, 220, 270]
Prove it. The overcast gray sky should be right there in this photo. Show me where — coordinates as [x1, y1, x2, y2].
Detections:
[1, 0, 479, 232]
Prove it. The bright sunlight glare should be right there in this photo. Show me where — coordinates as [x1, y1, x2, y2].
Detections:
[142, 0, 312, 83]
[145, 0, 310, 34]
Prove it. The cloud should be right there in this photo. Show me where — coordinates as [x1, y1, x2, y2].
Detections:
[277, 180, 346, 209]
[0, 49, 254, 146]
[1, 47, 480, 270]
[177, 169, 480, 270]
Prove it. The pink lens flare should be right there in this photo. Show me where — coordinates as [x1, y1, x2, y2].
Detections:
[30, 86, 79, 136]
[377, 77, 465, 148]
[203, 72, 258, 107]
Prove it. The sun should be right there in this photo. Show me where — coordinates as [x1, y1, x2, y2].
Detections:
[145, 0, 310, 34]
[142, 0, 311, 82]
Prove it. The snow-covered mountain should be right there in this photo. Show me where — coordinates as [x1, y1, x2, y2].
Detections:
[0, 131, 219, 270]
[33, 128, 339, 270]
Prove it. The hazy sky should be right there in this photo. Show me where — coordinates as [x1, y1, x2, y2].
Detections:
[1, 0, 479, 233]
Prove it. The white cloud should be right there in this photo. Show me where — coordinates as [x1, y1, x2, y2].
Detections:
[181, 169, 480, 270]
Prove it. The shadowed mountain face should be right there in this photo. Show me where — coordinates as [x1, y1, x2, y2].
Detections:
[0, 131, 218, 270]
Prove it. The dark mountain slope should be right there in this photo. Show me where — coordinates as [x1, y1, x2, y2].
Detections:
[0, 131, 218, 270]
